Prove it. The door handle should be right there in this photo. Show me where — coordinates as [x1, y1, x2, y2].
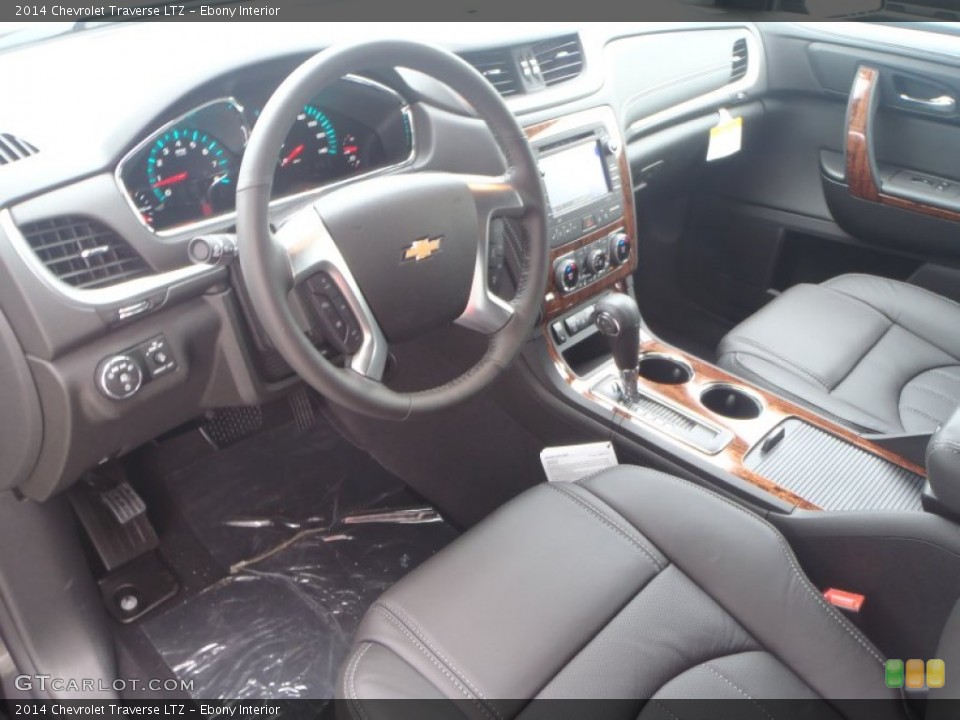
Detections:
[898, 92, 956, 113]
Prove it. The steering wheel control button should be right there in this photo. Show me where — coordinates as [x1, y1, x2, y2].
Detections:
[98, 355, 144, 400]
[305, 272, 363, 355]
[555, 257, 580, 293]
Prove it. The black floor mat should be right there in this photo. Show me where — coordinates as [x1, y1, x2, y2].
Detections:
[137, 420, 458, 699]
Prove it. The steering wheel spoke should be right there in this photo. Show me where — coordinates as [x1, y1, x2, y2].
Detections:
[455, 175, 525, 334]
[274, 206, 388, 380]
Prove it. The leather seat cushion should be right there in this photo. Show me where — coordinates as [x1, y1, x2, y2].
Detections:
[338, 467, 901, 716]
[717, 274, 960, 434]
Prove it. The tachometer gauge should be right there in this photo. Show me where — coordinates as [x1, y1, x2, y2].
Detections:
[147, 129, 233, 218]
[274, 105, 338, 194]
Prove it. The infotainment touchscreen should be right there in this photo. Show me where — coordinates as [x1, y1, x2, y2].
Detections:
[539, 140, 610, 215]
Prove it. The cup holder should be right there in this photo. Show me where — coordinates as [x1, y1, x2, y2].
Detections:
[700, 384, 763, 420]
[637, 354, 693, 385]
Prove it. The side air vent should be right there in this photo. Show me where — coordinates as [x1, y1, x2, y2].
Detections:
[0, 133, 39, 165]
[731, 38, 749, 82]
[20, 216, 152, 289]
[532, 35, 584, 87]
[461, 48, 521, 97]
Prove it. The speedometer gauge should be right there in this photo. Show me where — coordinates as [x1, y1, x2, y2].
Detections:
[274, 105, 338, 194]
[147, 129, 233, 219]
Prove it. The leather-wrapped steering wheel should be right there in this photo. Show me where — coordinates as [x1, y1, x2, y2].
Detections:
[237, 40, 548, 420]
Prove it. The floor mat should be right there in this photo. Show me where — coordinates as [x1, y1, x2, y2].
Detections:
[139, 420, 458, 699]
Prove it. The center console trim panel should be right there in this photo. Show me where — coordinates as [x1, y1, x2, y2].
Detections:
[547, 301, 927, 512]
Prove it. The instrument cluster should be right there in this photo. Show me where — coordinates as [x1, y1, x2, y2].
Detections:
[118, 77, 413, 233]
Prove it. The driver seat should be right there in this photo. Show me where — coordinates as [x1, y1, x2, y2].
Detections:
[338, 466, 903, 715]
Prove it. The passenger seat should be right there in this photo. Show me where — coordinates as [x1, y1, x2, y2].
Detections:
[716, 274, 960, 435]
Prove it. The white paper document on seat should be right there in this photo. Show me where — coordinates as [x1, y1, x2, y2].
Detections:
[540, 442, 619, 483]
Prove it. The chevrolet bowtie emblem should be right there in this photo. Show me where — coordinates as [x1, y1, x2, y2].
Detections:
[402, 236, 443, 263]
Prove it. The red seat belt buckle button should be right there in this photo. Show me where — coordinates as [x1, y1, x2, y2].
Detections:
[823, 588, 865, 612]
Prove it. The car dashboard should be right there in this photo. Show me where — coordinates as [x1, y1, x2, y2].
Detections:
[117, 77, 413, 234]
[0, 21, 775, 502]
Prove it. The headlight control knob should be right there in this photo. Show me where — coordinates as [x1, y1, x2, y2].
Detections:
[98, 355, 144, 400]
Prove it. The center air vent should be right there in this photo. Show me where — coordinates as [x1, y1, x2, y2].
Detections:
[731, 38, 749, 82]
[532, 35, 584, 87]
[20, 216, 152, 290]
[0, 133, 39, 165]
[461, 34, 584, 98]
[461, 48, 521, 97]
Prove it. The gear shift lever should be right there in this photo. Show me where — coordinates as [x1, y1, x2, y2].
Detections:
[593, 293, 642, 403]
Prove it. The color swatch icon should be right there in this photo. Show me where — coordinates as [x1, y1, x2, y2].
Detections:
[928, 659, 946, 689]
[885, 659, 903, 688]
[885, 658, 945, 689]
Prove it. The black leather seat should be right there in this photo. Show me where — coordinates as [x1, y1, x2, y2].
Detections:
[338, 467, 901, 713]
[717, 274, 960, 434]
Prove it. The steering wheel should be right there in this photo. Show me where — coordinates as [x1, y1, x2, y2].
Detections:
[236, 40, 548, 420]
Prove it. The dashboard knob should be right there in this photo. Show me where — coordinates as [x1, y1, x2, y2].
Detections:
[608, 232, 631, 266]
[554, 258, 579, 292]
[98, 355, 143, 400]
[588, 248, 608, 275]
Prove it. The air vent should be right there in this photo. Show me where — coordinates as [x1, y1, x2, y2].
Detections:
[532, 35, 584, 87]
[0, 133, 38, 166]
[461, 48, 521, 97]
[731, 38, 749, 82]
[20, 216, 152, 290]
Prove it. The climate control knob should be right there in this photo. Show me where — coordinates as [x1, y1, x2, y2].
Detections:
[587, 248, 608, 275]
[554, 258, 580, 292]
[608, 232, 631, 266]
[98, 355, 143, 400]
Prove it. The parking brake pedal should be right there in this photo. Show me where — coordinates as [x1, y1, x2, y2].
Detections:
[69, 469, 159, 572]
[70, 467, 178, 623]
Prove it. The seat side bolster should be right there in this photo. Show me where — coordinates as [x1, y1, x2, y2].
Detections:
[579, 467, 900, 706]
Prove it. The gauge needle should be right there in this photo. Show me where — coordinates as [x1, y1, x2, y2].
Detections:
[152, 171, 189, 189]
[281, 144, 305, 167]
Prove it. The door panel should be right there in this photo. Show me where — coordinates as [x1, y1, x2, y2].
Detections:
[637, 22, 960, 357]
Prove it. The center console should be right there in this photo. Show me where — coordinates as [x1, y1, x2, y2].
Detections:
[527, 106, 927, 515]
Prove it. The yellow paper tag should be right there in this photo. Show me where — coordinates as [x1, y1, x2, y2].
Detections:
[707, 110, 743, 162]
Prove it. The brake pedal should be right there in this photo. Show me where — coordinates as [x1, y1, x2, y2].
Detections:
[198, 405, 264, 449]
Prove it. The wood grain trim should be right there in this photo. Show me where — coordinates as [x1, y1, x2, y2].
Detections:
[546, 299, 926, 511]
[846, 65, 960, 222]
[845, 65, 881, 203]
[524, 107, 639, 320]
[878, 192, 960, 223]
